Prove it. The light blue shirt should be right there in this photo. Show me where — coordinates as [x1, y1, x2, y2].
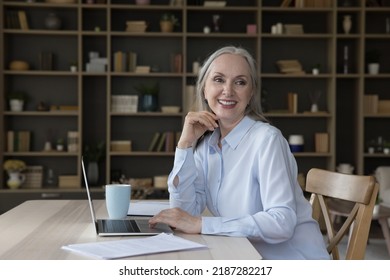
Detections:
[168, 116, 329, 260]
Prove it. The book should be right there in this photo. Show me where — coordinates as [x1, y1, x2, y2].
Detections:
[6, 12, 19, 29]
[280, 0, 292, 7]
[7, 131, 14, 152]
[18, 11, 29, 30]
[287, 92, 298, 114]
[156, 132, 166, 152]
[128, 52, 137, 72]
[148, 132, 161, 152]
[164, 131, 175, 152]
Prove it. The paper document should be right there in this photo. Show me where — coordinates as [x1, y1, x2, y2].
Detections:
[128, 200, 170, 216]
[62, 233, 207, 259]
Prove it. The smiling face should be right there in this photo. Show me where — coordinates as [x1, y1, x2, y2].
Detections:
[203, 53, 253, 130]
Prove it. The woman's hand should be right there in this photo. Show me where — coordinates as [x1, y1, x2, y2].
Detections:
[177, 111, 219, 149]
[149, 208, 202, 234]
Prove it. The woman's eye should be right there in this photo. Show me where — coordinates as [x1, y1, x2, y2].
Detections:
[213, 77, 224, 83]
[236, 80, 247, 86]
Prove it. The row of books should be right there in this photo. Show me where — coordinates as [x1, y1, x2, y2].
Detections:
[148, 131, 181, 152]
[6, 131, 31, 152]
[5, 11, 29, 30]
[113, 51, 137, 72]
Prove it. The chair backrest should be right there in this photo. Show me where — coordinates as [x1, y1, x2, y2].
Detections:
[305, 168, 378, 260]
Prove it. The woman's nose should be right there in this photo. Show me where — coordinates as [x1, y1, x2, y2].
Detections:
[222, 83, 233, 96]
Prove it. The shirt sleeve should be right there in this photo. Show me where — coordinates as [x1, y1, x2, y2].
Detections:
[167, 147, 207, 216]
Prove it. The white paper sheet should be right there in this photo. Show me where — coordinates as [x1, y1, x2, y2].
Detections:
[62, 233, 207, 259]
[128, 200, 170, 216]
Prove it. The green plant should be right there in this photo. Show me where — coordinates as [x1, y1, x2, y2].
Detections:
[134, 82, 159, 95]
[7, 91, 27, 101]
[84, 141, 105, 163]
[366, 50, 381, 64]
[160, 13, 179, 26]
[312, 63, 321, 70]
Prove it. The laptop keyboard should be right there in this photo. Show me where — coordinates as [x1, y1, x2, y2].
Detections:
[102, 219, 141, 233]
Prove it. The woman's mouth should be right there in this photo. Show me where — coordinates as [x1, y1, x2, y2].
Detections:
[218, 99, 237, 106]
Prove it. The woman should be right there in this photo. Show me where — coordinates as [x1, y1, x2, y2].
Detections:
[149, 46, 329, 260]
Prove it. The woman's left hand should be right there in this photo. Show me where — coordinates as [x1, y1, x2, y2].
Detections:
[149, 208, 202, 234]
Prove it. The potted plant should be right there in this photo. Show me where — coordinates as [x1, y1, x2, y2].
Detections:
[383, 140, 390, 155]
[134, 82, 159, 112]
[69, 61, 78, 72]
[160, 13, 179, 33]
[312, 63, 321, 75]
[366, 50, 381, 74]
[56, 138, 64, 151]
[7, 91, 27, 112]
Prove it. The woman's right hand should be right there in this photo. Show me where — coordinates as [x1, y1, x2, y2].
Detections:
[177, 111, 219, 149]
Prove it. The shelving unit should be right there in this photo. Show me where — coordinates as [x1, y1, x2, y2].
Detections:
[1, 0, 390, 213]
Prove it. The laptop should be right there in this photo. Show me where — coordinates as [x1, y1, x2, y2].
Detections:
[81, 158, 173, 236]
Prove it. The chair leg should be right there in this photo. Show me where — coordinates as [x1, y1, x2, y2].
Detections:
[378, 217, 390, 256]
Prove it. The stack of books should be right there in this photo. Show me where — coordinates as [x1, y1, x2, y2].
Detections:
[276, 60, 305, 75]
[23, 166, 43, 189]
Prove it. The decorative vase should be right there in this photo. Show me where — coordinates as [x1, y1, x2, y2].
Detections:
[87, 161, 99, 185]
[343, 15, 352, 34]
[160, 21, 174, 32]
[45, 13, 61, 30]
[7, 172, 26, 189]
[368, 63, 380, 74]
[141, 94, 158, 112]
[9, 99, 24, 111]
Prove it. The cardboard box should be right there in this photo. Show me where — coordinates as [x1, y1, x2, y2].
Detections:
[59, 175, 79, 188]
[378, 100, 390, 113]
[111, 141, 132, 152]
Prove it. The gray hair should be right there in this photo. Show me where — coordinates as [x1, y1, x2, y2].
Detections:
[193, 46, 267, 122]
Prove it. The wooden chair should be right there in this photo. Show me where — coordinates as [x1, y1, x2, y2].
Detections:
[305, 168, 379, 260]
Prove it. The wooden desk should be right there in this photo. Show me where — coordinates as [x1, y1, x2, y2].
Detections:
[0, 200, 262, 260]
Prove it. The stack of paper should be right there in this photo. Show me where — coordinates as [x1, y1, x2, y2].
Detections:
[62, 233, 207, 259]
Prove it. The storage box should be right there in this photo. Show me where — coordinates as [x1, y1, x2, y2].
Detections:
[315, 133, 329, 153]
[23, 166, 43, 189]
[111, 140, 132, 152]
[378, 100, 390, 113]
[59, 175, 79, 188]
[111, 95, 138, 113]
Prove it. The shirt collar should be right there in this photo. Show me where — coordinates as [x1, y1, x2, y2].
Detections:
[208, 116, 256, 150]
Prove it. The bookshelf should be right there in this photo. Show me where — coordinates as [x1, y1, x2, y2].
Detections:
[1, 0, 390, 213]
